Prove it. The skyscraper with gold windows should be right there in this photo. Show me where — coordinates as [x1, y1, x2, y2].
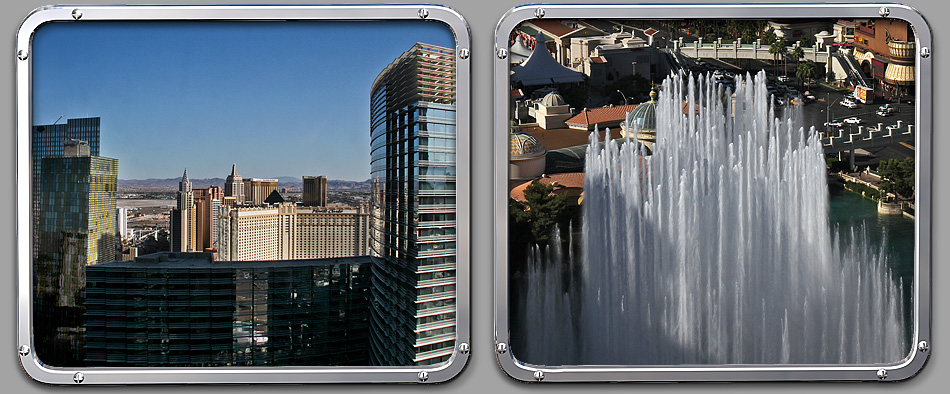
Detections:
[34, 139, 117, 366]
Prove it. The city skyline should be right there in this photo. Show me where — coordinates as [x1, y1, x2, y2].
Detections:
[32, 20, 455, 181]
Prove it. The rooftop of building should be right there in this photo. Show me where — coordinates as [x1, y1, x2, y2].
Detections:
[94, 251, 372, 269]
[566, 104, 641, 127]
[510, 132, 547, 159]
[510, 172, 585, 202]
[516, 124, 623, 151]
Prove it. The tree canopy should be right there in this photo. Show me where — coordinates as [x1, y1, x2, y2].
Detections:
[878, 158, 915, 199]
[510, 180, 575, 247]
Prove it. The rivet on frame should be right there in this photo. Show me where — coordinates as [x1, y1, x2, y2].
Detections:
[876, 368, 887, 380]
[418, 8, 429, 20]
[17, 49, 28, 61]
[918, 340, 930, 352]
[497, 48, 508, 60]
[73, 372, 84, 384]
[533, 370, 545, 381]
[458, 342, 470, 354]
[879, 7, 890, 18]
[920, 47, 931, 58]
[458, 48, 470, 60]
[18, 345, 30, 356]
[534, 8, 545, 19]
[417, 371, 429, 382]
[72, 9, 83, 20]
[495, 342, 508, 354]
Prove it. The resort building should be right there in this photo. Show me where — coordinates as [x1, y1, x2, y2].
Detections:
[852, 19, 916, 101]
[224, 163, 244, 206]
[302, 175, 328, 207]
[170, 168, 195, 252]
[215, 203, 369, 262]
[243, 178, 279, 206]
[369, 42, 458, 366]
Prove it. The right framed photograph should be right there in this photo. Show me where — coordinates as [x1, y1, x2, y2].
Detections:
[494, 3, 931, 382]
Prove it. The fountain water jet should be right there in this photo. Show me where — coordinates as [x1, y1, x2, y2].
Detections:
[518, 71, 907, 366]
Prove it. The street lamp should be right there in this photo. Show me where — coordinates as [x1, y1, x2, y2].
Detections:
[617, 90, 629, 105]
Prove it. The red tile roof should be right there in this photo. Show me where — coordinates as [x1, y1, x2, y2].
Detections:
[644, 28, 659, 36]
[565, 104, 639, 126]
[510, 173, 585, 202]
[590, 56, 607, 64]
[510, 89, 524, 98]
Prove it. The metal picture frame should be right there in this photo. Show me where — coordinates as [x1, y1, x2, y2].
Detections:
[17, 4, 471, 384]
[494, 3, 931, 382]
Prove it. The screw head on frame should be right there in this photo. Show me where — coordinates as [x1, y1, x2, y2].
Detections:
[879, 7, 890, 18]
[458, 342, 470, 354]
[497, 48, 508, 60]
[17, 49, 28, 61]
[918, 340, 930, 352]
[535, 8, 545, 19]
[877, 368, 887, 380]
[534, 370, 545, 381]
[920, 47, 931, 58]
[417, 371, 429, 382]
[458, 48, 470, 60]
[418, 8, 429, 19]
[495, 342, 508, 354]
[18, 345, 30, 356]
[72, 9, 83, 20]
[73, 372, 84, 384]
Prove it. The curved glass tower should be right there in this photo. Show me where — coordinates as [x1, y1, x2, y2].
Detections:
[369, 43, 457, 366]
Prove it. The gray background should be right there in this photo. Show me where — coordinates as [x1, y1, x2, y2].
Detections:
[2, 0, 944, 390]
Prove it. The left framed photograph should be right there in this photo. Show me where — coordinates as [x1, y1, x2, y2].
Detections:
[16, 4, 470, 384]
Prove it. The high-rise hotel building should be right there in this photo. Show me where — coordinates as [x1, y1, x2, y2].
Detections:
[170, 168, 195, 252]
[302, 175, 328, 207]
[216, 204, 369, 262]
[31, 117, 101, 261]
[224, 163, 244, 206]
[369, 43, 457, 365]
[243, 178, 279, 206]
[34, 139, 116, 366]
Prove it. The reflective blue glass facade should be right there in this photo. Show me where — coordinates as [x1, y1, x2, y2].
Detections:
[369, 43, 457, 366]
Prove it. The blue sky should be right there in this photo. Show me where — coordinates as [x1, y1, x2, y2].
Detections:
[32, 20, 455, 181]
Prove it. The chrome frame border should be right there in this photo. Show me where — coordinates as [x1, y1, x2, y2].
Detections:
[16, 4, 471, 384]
[493, 3, 931, 382]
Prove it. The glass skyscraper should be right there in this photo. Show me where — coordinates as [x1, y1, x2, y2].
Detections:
[31, 117, 101, 261]
[369, 43, 457, 366]
[34, 139, 116, 367]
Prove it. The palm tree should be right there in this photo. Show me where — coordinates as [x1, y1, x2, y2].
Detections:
[769, 37, 788, 75]
[796, 61, 817, 90]
[790, 46, 805, 85]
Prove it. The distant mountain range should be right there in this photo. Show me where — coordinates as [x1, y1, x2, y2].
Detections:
[118, 177, 372, 191]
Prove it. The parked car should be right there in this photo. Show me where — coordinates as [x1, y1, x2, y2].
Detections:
[840, 101, 858, 109]
[778, 75, 791, 82]
[879, 104, 896, 113]
[876, 110, 892, 117]
[824, 120, 844, 127]
[843, 117, 862, 124]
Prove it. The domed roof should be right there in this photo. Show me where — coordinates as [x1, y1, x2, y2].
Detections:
[510, 132, 547, 159]
[540, 91, 568, 107]
[625, 89, 657, 131]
